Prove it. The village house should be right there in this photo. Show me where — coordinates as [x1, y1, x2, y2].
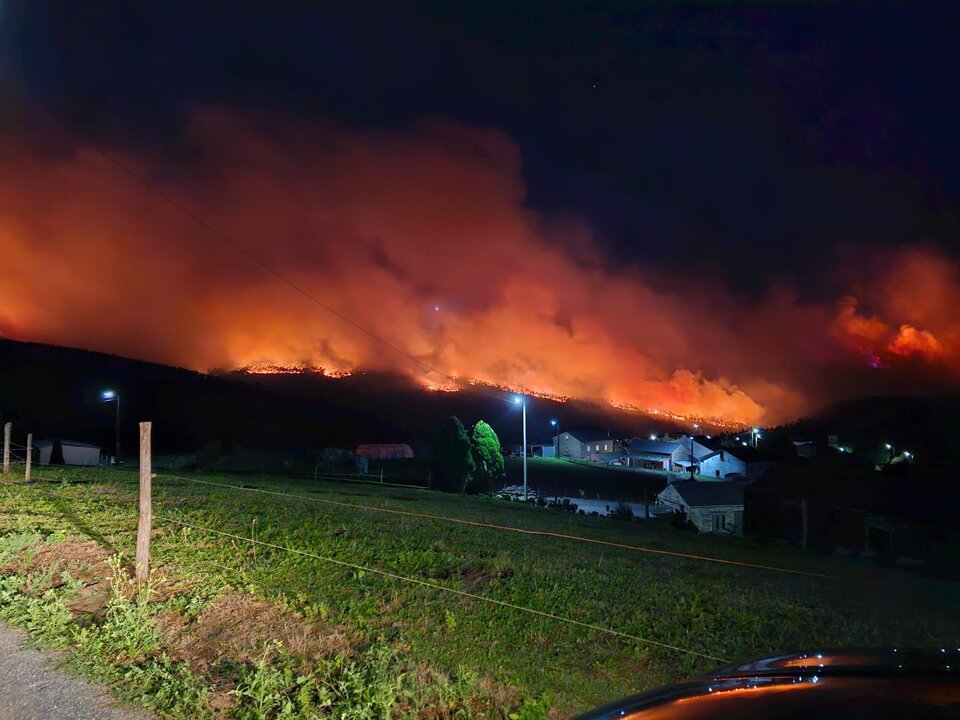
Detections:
[553, 430, 617, 460]
[355, 443, 414, 460]
[626, 436, 750, 478]
[697, 448, 747, 478]
[625, 437, 688, 471]
[33, 439, 101, 466]
[656, 480, 749, 534]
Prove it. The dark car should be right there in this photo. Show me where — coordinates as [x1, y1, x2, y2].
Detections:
[574, 649, 960, 719]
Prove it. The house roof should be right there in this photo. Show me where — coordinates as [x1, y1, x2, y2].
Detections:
[562, 429, 612, 443]
[627, 438, 682, 455]
[666, 480, 749, 507]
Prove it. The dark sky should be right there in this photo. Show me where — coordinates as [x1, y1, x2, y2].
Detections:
[2, 1, 959, 423]
[7, 1, 957, 290]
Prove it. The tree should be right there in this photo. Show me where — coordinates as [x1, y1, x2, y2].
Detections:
[469, 420, 504, 493]
[431, 416, 475, 493]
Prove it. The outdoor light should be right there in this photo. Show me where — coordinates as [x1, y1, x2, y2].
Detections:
[904, 451, 912, 458]
[100, 389, 121, 463]
[649, 434, 656, 440]
[550, 419, 558, 426]
[512, 395, 528, 500]
[885, 443, 892, 449]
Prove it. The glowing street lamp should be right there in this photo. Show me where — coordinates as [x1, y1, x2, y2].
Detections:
[550, 419, 560, 461]
[513, 396, 527, 500]
[101, 389, 121, 463]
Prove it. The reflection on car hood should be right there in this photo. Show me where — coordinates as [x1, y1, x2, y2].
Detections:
[573, 648, 960, 720]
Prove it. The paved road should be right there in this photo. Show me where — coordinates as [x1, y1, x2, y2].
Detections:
[0, 625, 151, 720]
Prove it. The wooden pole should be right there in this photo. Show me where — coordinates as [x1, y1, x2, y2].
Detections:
[136, 421, 152, 583]
[2, 422, 10, 474]
[24, 433, 32, 483]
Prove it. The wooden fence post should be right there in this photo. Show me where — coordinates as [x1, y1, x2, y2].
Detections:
[3, 422, 10, 474]
[25, 433, 32, 482]
[136, 421, 152, 583]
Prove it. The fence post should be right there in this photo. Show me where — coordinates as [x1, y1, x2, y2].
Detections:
[2, 422, 10, 474]
[25, 433, 32, 482]
[136, 421, 152, 583]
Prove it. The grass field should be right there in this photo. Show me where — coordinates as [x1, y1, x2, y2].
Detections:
[0, 465, 958, 718]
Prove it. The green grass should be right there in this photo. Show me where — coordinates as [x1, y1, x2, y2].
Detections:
[1, 466, 958, 718]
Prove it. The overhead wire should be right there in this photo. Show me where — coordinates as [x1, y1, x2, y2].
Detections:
[166, 517, 726, 663]
[155, 472, 836, 578]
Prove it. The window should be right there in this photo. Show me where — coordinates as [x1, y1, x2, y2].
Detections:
[712, 513, 726, 532]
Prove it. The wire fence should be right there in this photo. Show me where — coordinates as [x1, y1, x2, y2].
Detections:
[0, 468, 728, 663]
[166, 517, 726, 663]
[154, 471, 837, 579]
[2, 458, 838, 578]
[0, 421, 863, 672]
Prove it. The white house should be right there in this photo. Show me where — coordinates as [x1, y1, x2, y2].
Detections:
[698, 448, 747, 479]
[656, 480, 749, 534]
[34, 439, 101, 466]
[625, 438, 688, 471]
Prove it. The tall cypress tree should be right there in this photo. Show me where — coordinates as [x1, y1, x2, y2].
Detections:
[469, 420, 504, 493]
[431, 416, 475, 493]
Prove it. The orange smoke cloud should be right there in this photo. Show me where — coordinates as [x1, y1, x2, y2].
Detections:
[1, 110, 959, 424]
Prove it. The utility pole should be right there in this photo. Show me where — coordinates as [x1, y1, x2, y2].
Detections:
[522, 400, 528, 500]
[115, 394, 122, 463]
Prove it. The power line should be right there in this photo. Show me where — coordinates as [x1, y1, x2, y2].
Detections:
[156, 472, 836, 579]
[166, 517, 726, 663]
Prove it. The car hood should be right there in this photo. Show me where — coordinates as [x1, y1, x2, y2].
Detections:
[573, 648, 960, 720]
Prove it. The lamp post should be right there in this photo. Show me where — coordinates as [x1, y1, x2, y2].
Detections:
[690, 423, 700, 479]
[102, 390, 121, 463]
[514, 396, 527, 500]
[550, 419, 560, 460]
[752, 427, 761, 448]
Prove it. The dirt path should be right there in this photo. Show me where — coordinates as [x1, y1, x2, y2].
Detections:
[0, 624, 151, 720]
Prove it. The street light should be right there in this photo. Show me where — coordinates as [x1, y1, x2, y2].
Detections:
[101, 389, 121, 463]
[550, 419, 560, 461]
[513, 396, 527, 500]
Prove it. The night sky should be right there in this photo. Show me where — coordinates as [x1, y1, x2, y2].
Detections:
[1, 1, 958, 424]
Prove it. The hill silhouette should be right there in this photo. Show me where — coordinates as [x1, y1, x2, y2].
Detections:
[0, 339, 691, 455]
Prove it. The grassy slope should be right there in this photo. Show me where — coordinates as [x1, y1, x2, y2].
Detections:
[1, 465, 958, 718]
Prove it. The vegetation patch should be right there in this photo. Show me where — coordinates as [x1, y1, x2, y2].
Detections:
[2, 468, 958, 718]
